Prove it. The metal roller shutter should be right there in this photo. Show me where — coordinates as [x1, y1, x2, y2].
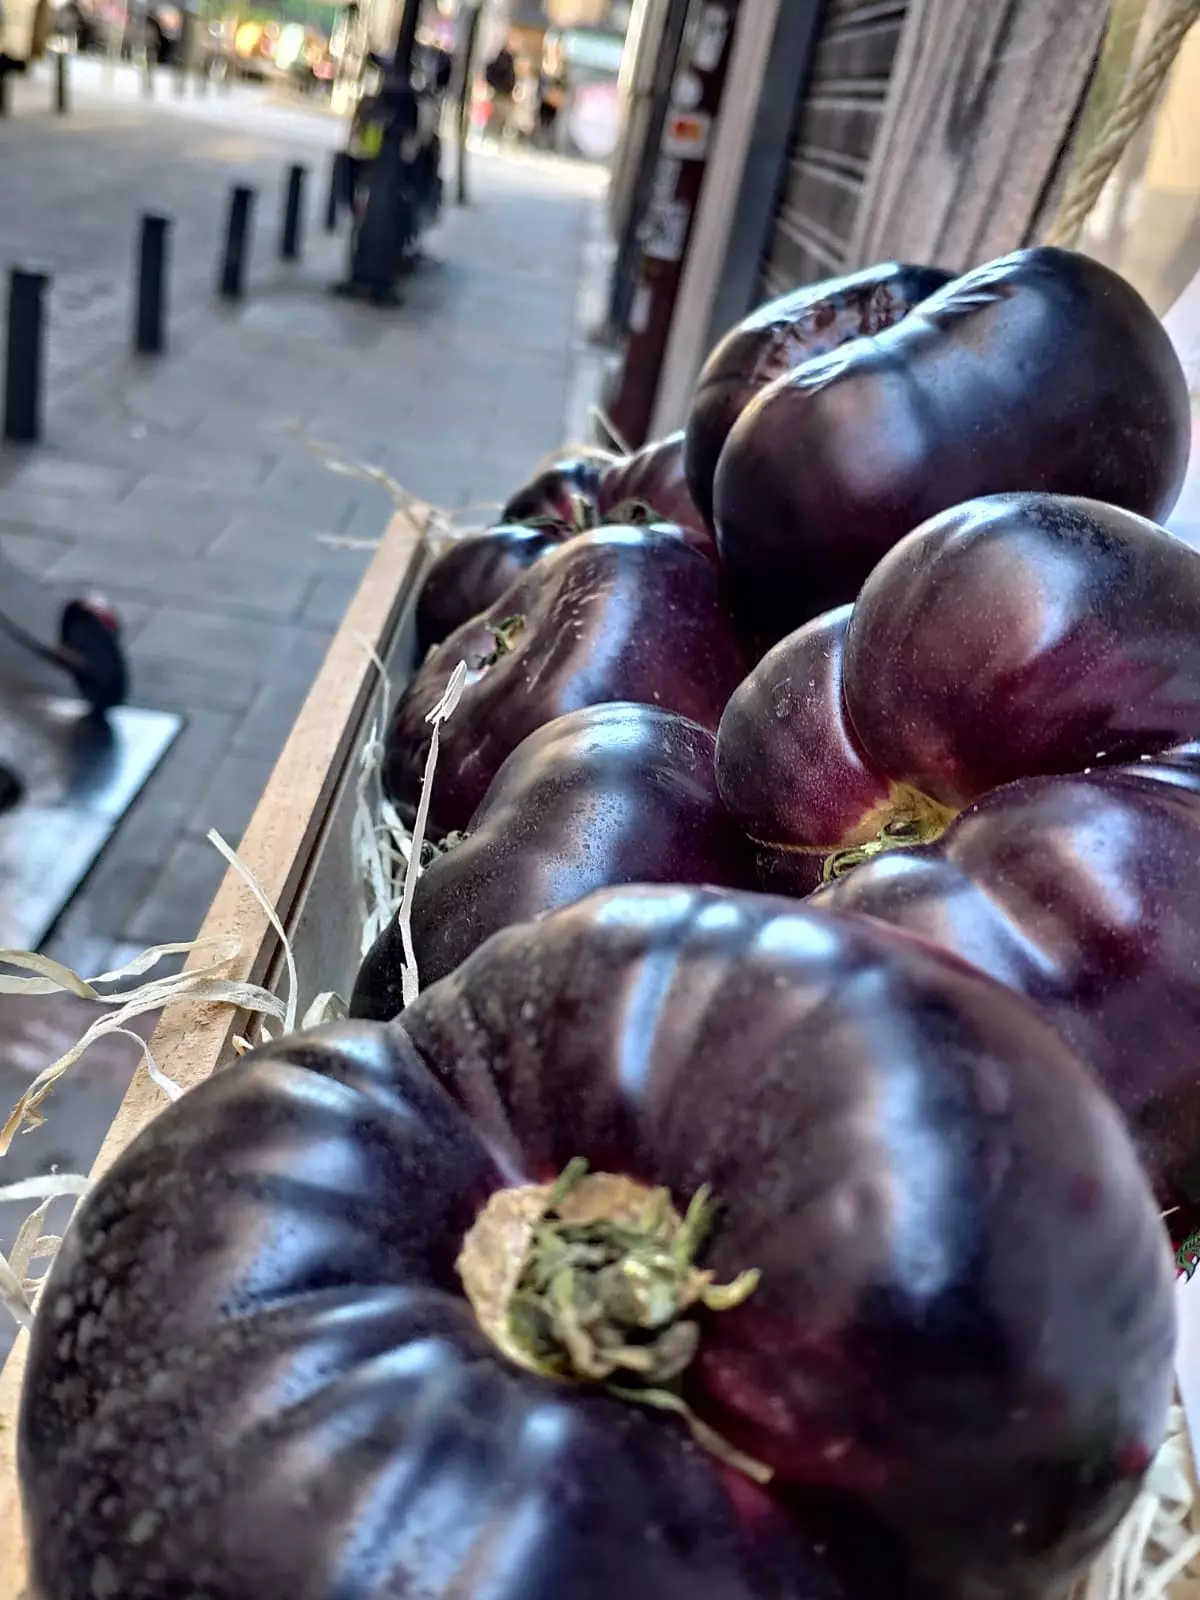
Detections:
[758, 0, 908, 298]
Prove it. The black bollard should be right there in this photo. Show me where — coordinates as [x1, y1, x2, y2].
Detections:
[4, 268, 50, 445]
[324, 151, 345, 233]
[279, 164, 307, 262]
[219, 185, 255, 300]
[0, 66, 10, 119]
[141, 19, 154, 98]
[174, 12, 190, 96]
[134, 214, 171, 355]
[55, 51, 69, 115]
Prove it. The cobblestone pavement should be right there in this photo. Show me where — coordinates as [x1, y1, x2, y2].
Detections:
[0, 56, 605, 963]
[0, 61, 604, 1285]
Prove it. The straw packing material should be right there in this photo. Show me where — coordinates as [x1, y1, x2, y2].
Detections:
[0, 828, 307, 1328]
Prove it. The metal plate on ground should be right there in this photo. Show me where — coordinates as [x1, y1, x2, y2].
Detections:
[0, 697, 181, 951]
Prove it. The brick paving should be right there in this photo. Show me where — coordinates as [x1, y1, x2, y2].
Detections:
[0, 57, 605, 966]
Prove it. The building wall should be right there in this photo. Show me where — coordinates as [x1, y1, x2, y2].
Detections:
[546, 0, 611, 23]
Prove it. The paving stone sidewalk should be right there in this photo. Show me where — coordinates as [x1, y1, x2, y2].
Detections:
[0, 60, 605, 967]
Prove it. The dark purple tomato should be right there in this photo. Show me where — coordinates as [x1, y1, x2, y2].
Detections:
[713, 248, 1192, 644]
[813, 758, 1200, 1245]
[595, 431, 710, 543]
[384, 527, 749, 835]
[716, 605, 893, 871]
[685, 262, 954, 531]
[352, 703, 757, 1016]
[502, 449, 616, 526]
[18, 1018, 841, 1600]
[416, 524, 567, 657]
[715, 496, 1200, 882]
[20, 887, 1173, 1600]
[843, 493, 1200, 809]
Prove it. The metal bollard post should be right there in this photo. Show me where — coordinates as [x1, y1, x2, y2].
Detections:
[174, 11, 190, 97]
[103, 18, 120, 87]
[4, 268, 50, 445]
[279, 165, 307, 262]
[55, 51, 69, 115]
[134, 214, 171, 355]
[141, 16, 155, 98]
[218, 185, 255, 300]
[0, 68, 10, 119]
[324, 151, 346, 233]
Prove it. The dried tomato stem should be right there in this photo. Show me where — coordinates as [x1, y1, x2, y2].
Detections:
[507, 1159, 758, 1388]
[419, 829, 467, 868]
[457, 1161, 769, 1482]
[569, 493, 595, 534]
[607, 497, 658, 527]
[476, 614, 526, 668]
[821, 787, 956, 882]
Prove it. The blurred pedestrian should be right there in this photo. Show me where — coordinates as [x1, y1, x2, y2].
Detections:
[535, 33, 567, 151]
[345, 75, 386, 218]
[484, 37, 516, 144]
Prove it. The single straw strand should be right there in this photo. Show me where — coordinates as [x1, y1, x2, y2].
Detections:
[396, 661, 468, 1008]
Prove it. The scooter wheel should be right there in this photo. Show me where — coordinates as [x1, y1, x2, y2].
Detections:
[59, 595, 128, 713]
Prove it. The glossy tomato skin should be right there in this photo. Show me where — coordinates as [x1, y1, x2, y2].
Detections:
[713, 249, 1192, 643]
[397, 887, 1173, 1600]
[415, 525, 568, 657]
[352, 703, 758, 1017]
[20, 1020, 840, 1600]
[595, 430, 711, 542]
[814, 758, 1200, 1241]
[23, 889, 1174, 1600]
[844, 494, 1200, 808]
[686, 263, 954, 531]
[502, 450, 615, 526]
[716, 605, 890, 861]
[715, 496, 1200, 873]
[384, 527, 749, 835]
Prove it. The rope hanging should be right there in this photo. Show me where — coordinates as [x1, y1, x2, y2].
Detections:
[1045, 0, 1200, 248]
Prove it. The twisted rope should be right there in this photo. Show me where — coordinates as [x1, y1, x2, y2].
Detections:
[1045, 0, 1200, 249]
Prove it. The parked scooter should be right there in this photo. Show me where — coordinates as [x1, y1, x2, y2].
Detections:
[335, 48, 447, 304]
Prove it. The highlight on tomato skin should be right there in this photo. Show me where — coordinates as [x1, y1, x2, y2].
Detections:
[685, 261, 953, 532]
[384, 526, 749, 836]
[594, 430, 713, 548]
[414, 524, 569, 658]
[502, 449, 616, 527]
[714, 605, 897, 863]
[710, 248, 1191, 645]
[17, 886, 1176, 1600]
[352, 702, 758, 1020]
